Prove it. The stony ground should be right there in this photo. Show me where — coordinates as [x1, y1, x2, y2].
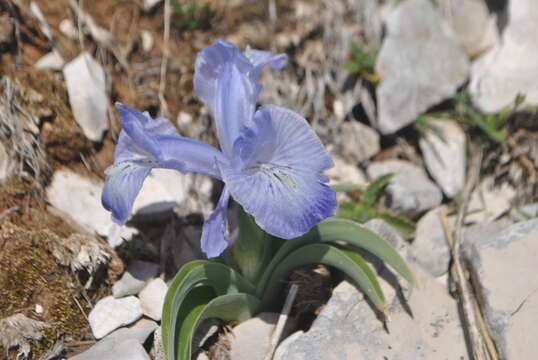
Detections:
[1, 0, 538, 359]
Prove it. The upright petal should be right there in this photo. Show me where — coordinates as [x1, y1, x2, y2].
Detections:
[194, 40, 287, 157]
[102, 104, 228, 224]
[221, 105, 337, 239]
[201, 187, 231, 258]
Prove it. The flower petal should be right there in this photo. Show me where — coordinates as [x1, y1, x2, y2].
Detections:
[102, 163, 152, 224]
[221, 105, 337, 239]
[201, 186, 231, 258]
[244, 46, 288, 81]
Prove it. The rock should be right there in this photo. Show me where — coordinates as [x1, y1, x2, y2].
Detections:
[0, 141, 13, 182]
[140, 30, 154, 52]
[339, 121, 380, 163]
[511, 202, 538, 222]
[466, 176, 515, 223]
[419, 119, 466, 198]
[112, 260, 160, 298]
[367, 160, 442, 216]
[375, 0, 469, 134]
[73, 318, 157, 360]
[88, 296, 142, 339]
[139, 278, 168, 321]
[144, 0, 163, 11]
[59, 18, 78, 39]
[325, 155, 367, 203]
[132, 169, 190, 219]
[469, 0, 538, 113]
[230, 312, 294, 360]
[150, 326, 164, 360]
[35, 51, 65, 71]
[409, 206, 453, 277]
[439, 0, 498, 58]
[462, 219, 538, 359]
[274, 266, 467, 360]
[160, 216, 204, 276]
[72, 338, 150, 360]
[63, 52, 108, 142]
[46, 169, 136, 243]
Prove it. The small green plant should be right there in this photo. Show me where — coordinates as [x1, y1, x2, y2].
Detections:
[344, 43, 379, 83]
[172, 1, 213, 31]
[162, 205, 415, 360]
[335, 175, 416, 239]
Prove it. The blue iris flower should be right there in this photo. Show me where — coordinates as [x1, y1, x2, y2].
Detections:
[102, 40, 337, 258]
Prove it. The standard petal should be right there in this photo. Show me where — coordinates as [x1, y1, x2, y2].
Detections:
[102, 164, 152, 224]
[221, 105, 337, 239]
[201, 187, 231, 258]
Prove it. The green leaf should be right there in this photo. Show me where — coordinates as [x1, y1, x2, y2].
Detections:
[232, 206, 272, 283]
[375, 212, 416, 239]
[258, 218, 415, 298]
[177, 292, 260, 360]
[260, 243, 386, 312]
[162, 261, 256, 359]
[331, 183, 365, 192]
[361, 174, 393, 208]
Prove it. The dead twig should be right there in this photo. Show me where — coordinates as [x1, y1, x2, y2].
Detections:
[439, 144, 498, 360]
[158, 0, 171, 117]
[264, 284, 298, 360]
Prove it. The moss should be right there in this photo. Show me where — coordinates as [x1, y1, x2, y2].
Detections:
[0, 224, 94, 359]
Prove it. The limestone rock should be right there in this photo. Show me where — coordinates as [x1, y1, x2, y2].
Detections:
[274, 267, 467, 360]
[112, 260, 160, 298]
[469, 0, 538, 113]
[419, 119, 466, 198]
[339, 121, 380, 163]
[63, 52, 108, 142]
[410, 206, 453, 277]
[375, 0, 469, 134]
[0, 141, 13, 183]
[88, 296, 142, 339]
[35, 51, 65, 71]
[138, 278, 168, 321]
[367, 159, 442, 216]
[462, 219, 538, 359]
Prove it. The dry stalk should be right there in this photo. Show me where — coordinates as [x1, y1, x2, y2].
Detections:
[158, 0, 171, 117]
[264, 283, 299, 360]
[439, 145, 498, 360]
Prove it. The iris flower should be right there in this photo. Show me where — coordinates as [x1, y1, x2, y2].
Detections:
[102, 40, 337, 258]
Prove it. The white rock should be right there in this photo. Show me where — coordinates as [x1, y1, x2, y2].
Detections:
[72, 338, 151, 360]
[144, 0, 162, 11]
[46, 169, 136, 243]
[409, 206, 454, 277]
[63, 52, 108, 142]
[462, 219, 538, 359]
[511, 202, 538, 222]
[325, 155, 367, 203]
[466, 176, 515, 223]
[274, 266, 466, 360]
[140, 30, 154, 52]
[339, 121, 380, 163]
[59, 18, 78, 39]
[230, 312, 294, 360]
[131, 168, 189, 218]
[139, 278, 168, 321]
[419, 119, 466, 198]
[367, 159, 442, 216]
[0, 141, 13, 182]
[363, 218, 409, 258]
[35, 51, 65, 71]
[112, 260, 160, 298]
[375, 0, 469, 134]
[469, 0, 538, 113]
[439, 0, 498, 58]
[88, 296, 142, 339]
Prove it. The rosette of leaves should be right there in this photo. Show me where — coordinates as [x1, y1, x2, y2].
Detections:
[161, 205, 415, 360]
[335, 174, 416, 239]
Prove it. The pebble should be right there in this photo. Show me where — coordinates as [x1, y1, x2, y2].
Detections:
[88, 296, 142, 339]
[139, 278, 168, 321]
[63, 52, 108, 142]
[112, 260, 160, 298]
